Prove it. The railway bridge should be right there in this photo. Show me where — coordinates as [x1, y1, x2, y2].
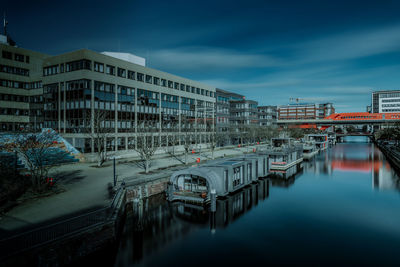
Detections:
[277, 112, 400, 131]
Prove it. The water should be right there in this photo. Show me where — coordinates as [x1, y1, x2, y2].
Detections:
[115, 137, 400, 266]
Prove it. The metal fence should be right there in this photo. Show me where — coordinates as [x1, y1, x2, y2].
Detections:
[0, 187, 125, 260]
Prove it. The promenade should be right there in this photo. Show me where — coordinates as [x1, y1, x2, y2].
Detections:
[0, 145, 259, 234]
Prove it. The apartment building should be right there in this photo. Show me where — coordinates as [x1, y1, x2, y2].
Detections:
[371, 90, 400, 113]
[1, 37, 216, 153]
[278, 102, 334, 120]
[258, 105, 277, 126]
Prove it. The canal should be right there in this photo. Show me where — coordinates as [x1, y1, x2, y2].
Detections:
[114, 137, 400, 266]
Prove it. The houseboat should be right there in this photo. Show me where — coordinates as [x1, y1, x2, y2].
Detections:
[167, 159, 251, 204]
[262, 138, 303, 170]
[303, 141, 319, 160]
[306, 134, 329, 151]
[230, 154, 269, 181]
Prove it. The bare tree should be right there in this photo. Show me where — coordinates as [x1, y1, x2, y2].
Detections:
[11, 130, 57, 192]
[135, 122, 159, 173]
[86, 109, 112, 167]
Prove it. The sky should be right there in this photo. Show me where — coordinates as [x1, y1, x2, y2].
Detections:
[2, 0, 400, 112]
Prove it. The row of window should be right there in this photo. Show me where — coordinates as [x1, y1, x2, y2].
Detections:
[0, 79, 42, 89]
[382, 99, 400, 103]
[0, 64, 29, 76]
[382, 104, 400, 107]
[380, 93, 400, 99]
[45, 59, 215, 98]
[382, 109, 400, 112]
[2, 50, 30, 63]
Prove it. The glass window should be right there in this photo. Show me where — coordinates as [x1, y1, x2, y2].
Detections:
[153, 77, 160, 85]
[117, 67, 126, 78]
[106, 65, 115, 75]
[14, 53, 24, 62]
[145, 75, 153, 83]
[168, 80, 173, 88]
[128, 70, 135, 80]
[137, 73, 144, 82]
[161, 79, 167, 87]
[94, 62, 104, 72]
[2, 51, 12, 60]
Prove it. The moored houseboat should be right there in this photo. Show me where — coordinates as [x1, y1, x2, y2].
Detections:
[306, 134, 329, 151]
[303, 141, 319, 160]
[167, 160, 251, 204]
[263, 138, 303, 170]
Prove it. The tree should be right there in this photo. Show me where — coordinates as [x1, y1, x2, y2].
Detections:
[11, 130, 57, 191]
[134, 122, 159, 173]
[87, 109, 112, 167]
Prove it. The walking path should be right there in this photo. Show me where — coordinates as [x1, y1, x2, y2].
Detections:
[0, 145, 261, 233]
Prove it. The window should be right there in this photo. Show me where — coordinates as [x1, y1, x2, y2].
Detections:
[106, 65, 115, 75]
[180, 84, 185, 91]
[186, 85, 190, 92]
[174, 82, 179, 89]
[117, 67, 126, 78]
[43, 65, 60, 76]
[60, 64, 64, 73]
[137, 72, 144, 82]
[2, 51, 12, 60]
[26, 56, 30, 63]
[145, 75, 152, 83]
[14, 53, 24, 62]
[168, 80, 173, 88]
[66, 59, 91, 72]
[153, 77, 160, 85]
[161, 79, 167, 87]
[94, 62, 104, 73]
[128, 70, 135, 80]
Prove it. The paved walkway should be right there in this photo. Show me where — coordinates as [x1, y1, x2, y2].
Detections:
[0, 144, 261, 233]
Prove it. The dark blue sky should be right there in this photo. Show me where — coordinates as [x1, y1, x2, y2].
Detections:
[2, 0, 400, 112]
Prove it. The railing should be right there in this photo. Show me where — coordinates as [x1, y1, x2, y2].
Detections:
[0, 186, 125, 260]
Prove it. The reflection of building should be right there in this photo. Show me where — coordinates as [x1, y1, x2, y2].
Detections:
[371, 90, 400, 113]
[278, 102, 335, 120]
[172, 179, 270, 231]
[269, 163, 303, 185]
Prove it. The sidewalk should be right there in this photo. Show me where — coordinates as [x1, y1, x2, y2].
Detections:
[0, 144, 261, 233]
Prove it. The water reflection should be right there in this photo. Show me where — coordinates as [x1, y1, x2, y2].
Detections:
[115, 179, 270, 266]
[115, 138, 400, 266]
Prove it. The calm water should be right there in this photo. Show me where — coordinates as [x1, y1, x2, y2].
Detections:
[115, 137, 400, 266]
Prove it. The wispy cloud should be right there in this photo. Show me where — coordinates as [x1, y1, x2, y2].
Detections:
[295, 24, 400, 62]
[148, 47, 283, 70]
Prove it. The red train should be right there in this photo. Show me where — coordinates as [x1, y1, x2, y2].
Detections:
[325, 112, 400, 121]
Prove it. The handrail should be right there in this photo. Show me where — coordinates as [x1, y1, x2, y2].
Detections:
[0, 185, 126, 260]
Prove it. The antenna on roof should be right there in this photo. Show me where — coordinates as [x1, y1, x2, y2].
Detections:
[3, 12, 8, 36]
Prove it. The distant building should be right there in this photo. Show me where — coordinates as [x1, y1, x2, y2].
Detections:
[278, 103, 335, 120]
[258, 105, 277, 126]
[371, 90, 400, 113]
[215, 88, 244, 134]
[230, 99, 259, 130]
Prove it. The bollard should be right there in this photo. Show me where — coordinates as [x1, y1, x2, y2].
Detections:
[210, 189, 217, 212]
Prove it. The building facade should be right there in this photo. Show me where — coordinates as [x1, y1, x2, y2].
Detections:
[215, 88, 244, 134]
[278, 102, 335, 120]
[371, 90, 400, 113]
[1, 39, 216, 153]
[0, 40, 47, 131]
[258, 105, 277, 126]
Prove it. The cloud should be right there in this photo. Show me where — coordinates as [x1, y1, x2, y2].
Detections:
[295, 24, 400, 62]
[148, 47, 283, 70]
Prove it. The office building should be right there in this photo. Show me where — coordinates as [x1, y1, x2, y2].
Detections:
[371, 90, 400, 113]
[278, 102, 335, 120]
[1, 37, 216, 153]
